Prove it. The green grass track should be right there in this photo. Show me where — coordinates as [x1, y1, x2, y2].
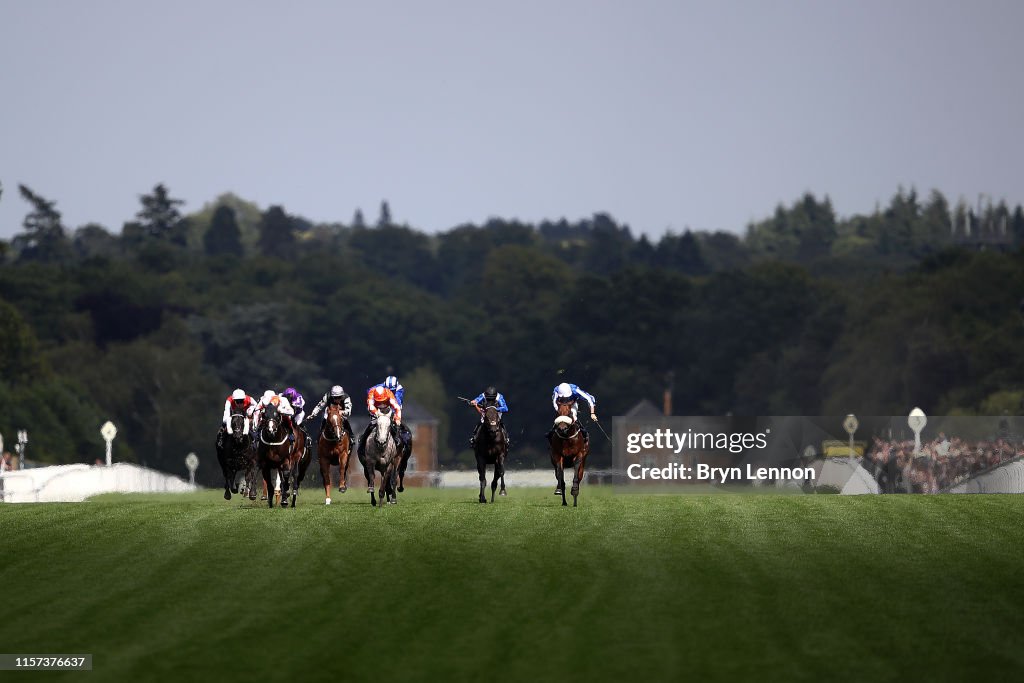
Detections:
[2, 488, 1023, 682]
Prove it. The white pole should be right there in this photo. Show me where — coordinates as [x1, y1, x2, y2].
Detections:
[105, 439, 112, 467]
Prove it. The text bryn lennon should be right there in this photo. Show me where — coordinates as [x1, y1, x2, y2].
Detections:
[626, 463, 816, 484]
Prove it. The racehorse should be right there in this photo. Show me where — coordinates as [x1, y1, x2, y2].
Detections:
[549, 401, 589, 507]
[217, 409, 253, 500]
[474, 404, 508, 503]
[317, 403, 352, 505]
[256, 403, 305, 508]
[396, 424, 413, 493]
[359, 407, 402, 506]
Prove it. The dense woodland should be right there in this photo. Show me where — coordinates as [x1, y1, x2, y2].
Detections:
[1, 181, 1023, 483]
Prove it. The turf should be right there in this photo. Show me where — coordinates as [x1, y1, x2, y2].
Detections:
[2, 488, 1023, 682]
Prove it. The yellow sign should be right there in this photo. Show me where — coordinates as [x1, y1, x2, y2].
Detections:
[821, 440, 866, 457]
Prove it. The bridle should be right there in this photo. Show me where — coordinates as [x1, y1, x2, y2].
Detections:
[322, 407, 343, 443]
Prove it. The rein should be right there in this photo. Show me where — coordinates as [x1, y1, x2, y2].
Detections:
[322, 421, 343, 443]
[554, 423, 581, 440]
[260, 425, 289, 446]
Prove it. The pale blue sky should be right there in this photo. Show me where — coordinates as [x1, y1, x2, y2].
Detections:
[1, 0, 1022, 238]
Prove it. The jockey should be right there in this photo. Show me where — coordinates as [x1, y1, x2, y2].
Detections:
[469, 386, 509, 447]
[367, 375, 412, 453]
[357, 385, 403, 459]
[280, 387, 306, 428]
[368, 375, 404, 407]
[218, 388, 255, 449]
[252, 390, 295, 433]
[309, 385, 355, 443]
[548, 382, 598, 443]
[250, 389, 276, 432]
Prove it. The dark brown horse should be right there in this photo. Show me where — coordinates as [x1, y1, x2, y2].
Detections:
[317, 403, 352, 505]
[475, 405, 508, 503]
[256, 403, 305, 508]
[549, 402, 589, 507]
[396, 424, 413, 493]
[217, 409, 253, 500]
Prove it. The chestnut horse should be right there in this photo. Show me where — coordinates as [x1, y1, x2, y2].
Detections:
[256, 403, 305, 508]
[317, 403, 352, 505]
[549, 401, 589, 507]
[475, 405, 508, 503]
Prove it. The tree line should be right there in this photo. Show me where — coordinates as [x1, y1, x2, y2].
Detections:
[1, 181, 1022, 483]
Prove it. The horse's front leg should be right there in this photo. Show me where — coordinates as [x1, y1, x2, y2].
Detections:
[499, 454, 507, 496]
[477, 453, 487, 504]
[289, 459, 301, 508]
[262, 465, 275, 509]
[339, 441, 350, 493]
[217, 447, 232, 500]
[491, 457, 504, 502]
[571, 454, 586, 508]
[554, 458, 567, 506]
[320, 447, 332, 505]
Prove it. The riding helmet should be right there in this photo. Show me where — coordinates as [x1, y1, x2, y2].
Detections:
[330, 384, 344, 397]
[485, 386, 498, 400]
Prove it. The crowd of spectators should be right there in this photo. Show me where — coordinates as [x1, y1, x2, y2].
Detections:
[862, 433, 1023, 493]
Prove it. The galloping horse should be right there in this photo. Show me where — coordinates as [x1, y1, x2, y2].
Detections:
[396, 425, 413, 493]
[317, 403, 351, 505]
[549, 402, 589, 507]
[256, 403, 305, 508]
[217, 409, 253, 500]
[359, 408, 402, 506]
[474, 405, 508, 503]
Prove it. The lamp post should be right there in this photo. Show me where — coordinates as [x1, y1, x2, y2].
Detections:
[843, 415, 859, 458]
[16, 430, 28, 468]
[185, 452, 199, 487]
[100, 422, 117, 466]
[908, 408, 927, 456]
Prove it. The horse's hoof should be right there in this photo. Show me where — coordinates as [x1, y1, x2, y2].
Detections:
[397, 485, 404, 493]
[479, 498, 487, 504]
[499, 490, 507, 496]
[562, 501, 568, 507]
[554, 489, 563, 495]
[231, 485, 239, 494]
[224, 490, 231, 500]
[339, 485, 347, 493]
[260, 495, 268, 501]
[367, 487, 374, 494]
[325, 498, 332, 505]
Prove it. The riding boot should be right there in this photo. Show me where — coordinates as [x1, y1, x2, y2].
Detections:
[358, 422, 373, 458]
[470, 422, 482, 447]
[216, 428, 226, 450]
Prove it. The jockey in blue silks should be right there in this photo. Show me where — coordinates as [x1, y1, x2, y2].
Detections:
[548, 382, 598, 443]
[469, 386, 509, 447]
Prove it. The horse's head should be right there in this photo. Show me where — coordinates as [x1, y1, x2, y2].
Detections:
[374, 408, 392, 445]
[553, 415, 576, 438]
[263, 404, 281, 436]
[324, 404, 344, 440]
[229, 411, 249, 442]
[484, 405, 502, 434]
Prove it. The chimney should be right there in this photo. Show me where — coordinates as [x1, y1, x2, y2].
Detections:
[663, 371, 675, 416]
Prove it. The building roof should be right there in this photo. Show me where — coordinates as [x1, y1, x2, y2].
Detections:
[625, 399, 663, 418]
